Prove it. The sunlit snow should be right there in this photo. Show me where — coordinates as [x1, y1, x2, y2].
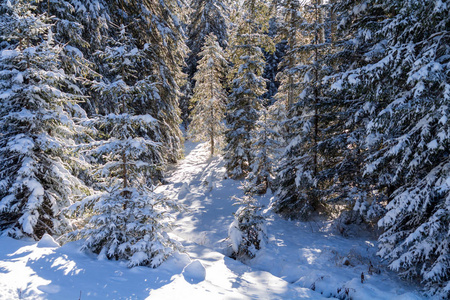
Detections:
[0, 142, 425, 299]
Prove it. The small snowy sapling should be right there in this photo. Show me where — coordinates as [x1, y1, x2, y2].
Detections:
[228, 181, 267, 260]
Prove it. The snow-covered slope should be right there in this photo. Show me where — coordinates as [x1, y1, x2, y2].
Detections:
[0, 142, 426, 299]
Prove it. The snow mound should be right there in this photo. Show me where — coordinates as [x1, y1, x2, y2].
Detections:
[182, 260, 206, 284]
[37, 234, 59, 248]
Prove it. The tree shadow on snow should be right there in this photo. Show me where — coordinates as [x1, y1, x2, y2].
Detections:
[21, 242, 189, 299]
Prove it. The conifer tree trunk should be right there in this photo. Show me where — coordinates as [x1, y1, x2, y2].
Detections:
[210, 70, 215, 156]
[210, 107, 215, 156]
[312, 0, 323, 177]
[122, 151, 128, 189]
[287, 7, 296, 110]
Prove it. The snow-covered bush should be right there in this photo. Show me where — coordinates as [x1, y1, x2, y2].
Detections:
[228, 182, 266, 260]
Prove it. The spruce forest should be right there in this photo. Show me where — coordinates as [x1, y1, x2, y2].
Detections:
[0, 0, 449, 299]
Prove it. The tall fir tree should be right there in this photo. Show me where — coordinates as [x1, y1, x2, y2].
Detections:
[75, 0, 186, 163]
[35, 0, 110, 117]
[273, 0, 332, 219]
[65, 26, 182, 267]
[320, 0, 386, 225]
[38, 0, 100, 79]
[114, 0, 187, 163]
[262, 0, 285, 103]
[224, 0, 274, 179]
[186, 0, 228, 81]
[92, 24, 168, 178]
[360, 1, 448, 296]
[328, 0, 449, 295]
[188, 33, 227, 156]
[275, 0, 304, 110]
[0, 0, 89, 239]
[183, 0, 228, 129]
[247, 105, 280, 194]
[179, 79, 193, 130]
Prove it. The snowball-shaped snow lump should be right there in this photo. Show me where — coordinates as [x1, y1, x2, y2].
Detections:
[182, 260, 206, 284]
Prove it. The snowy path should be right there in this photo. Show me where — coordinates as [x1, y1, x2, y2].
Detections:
[0, 142, 426, 299]
[155, 141, 326, 299]
[158, 142, 426, 300]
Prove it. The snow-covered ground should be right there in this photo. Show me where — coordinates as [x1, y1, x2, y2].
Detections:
[0, 142, 427, 299]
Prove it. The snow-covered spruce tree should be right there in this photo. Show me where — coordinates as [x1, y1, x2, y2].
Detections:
[344, 1, 449, 296]
[66, 26, 181, 267]
[92, 24, 167, 178]
[328, 0, 449, 295]
[66, 114, 181, 268]
[267, 0, 307, 155]
[317, 0, 387, 225]
[275, 0, 305, 110]
[50, 0, 109, 52]
[267, 0, 304, 156]
[247, 105, 280, 194]
[273, 0, 332, 219]
[262, 0, 285, 103]
[224, 0, 274, 179]
[38, 0, 107, 65]
[26, 0, 111, 118]
[186, 0, 228, 82]
[179, 76, 193, 131]
[188, 33, 227, 156]
[91, 0, 186, 163]
[93, 25, 142, 114]
[0, 0, 88, 239]
[139, 0, 187, 164]
[36, 0, 103, 142]
[228, 181, 266, 261]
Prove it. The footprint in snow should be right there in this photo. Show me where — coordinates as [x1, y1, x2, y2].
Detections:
[182, 260, 206, 284]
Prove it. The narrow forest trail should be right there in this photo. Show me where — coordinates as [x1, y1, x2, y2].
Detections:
[154, 141, 326, 299]
[158, 141, 238, 249]
[156, 141, 426, 300]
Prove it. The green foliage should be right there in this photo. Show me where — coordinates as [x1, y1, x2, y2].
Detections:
[228, 181, 266, 261]
[224, 0, 274, 179]
[189, 33, 228, 156]
[0, 0, 90, 239]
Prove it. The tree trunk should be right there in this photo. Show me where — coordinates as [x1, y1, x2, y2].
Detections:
[210, 130, 215, 156]
[122, 150, 128, 189]
[313, 0, 323, 177]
